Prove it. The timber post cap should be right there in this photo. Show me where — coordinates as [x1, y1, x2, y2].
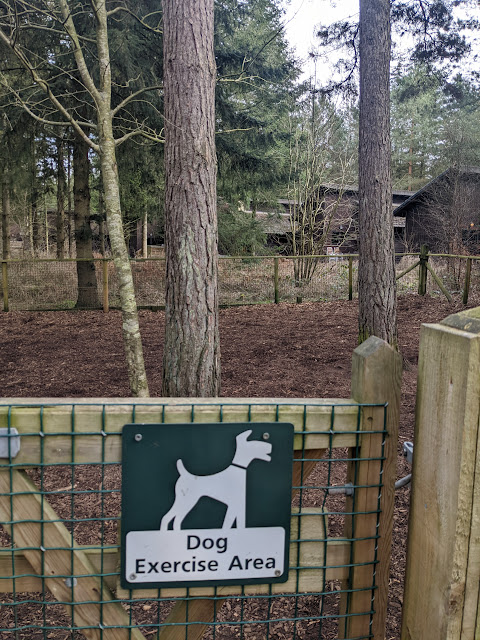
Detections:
[353, 335, 395, 358]
[441, 306, 480, 335]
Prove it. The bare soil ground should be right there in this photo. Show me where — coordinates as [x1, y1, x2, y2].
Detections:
[0, 294, 476, 639]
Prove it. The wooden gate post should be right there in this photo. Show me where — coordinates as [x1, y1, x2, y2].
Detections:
[274, 257, 279, 304]
[402, 307, 480, 640]
[2, 261, 8, 312]
[418, 245, 428, 296]
[340, 336, 402, 640]
[102, 259, 109, 313]
[463, 257, 472, 305]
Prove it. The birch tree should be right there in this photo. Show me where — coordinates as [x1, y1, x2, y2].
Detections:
[0, 0, 163, 396]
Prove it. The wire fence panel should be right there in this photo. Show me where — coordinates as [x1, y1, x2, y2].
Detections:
[275, 257, 353, 304]
[427, 255, 467, 297]
[219, 257, 276, 306]
[106, 259, 166, 309]
[395, 255, 421, 296]
[2, 253, 477, 312]
[7, 260, 101, 311]
[0, 399, 388, 640]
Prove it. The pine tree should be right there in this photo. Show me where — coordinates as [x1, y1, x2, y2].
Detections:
[162, 0, 220, 396]
[357, 0, 397, 347]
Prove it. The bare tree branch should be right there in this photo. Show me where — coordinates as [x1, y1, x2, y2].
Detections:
[56, 0, 102, 105]
[0, 27, 99, 150]
[106, 5, 162, 33]
[112, 84, 163, 116]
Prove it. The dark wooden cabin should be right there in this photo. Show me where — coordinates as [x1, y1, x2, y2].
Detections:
[393, 167, 480, 253]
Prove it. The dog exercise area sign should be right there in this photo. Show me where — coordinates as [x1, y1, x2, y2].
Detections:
[121, 422, 294, 589]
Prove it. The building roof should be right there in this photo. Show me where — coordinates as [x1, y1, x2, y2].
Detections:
[393, 166, 480, 216]
[255, 211, 291, 234]
[318, 183, 412, 198]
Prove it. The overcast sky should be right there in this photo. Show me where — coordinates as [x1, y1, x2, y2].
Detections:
[282, 0, 480, 82]
[282, 0, 359, 79]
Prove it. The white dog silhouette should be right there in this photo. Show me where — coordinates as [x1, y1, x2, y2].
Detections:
[160, 430, 272, 531]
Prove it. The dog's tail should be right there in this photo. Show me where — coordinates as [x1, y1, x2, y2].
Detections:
[176, 459, 187, 476]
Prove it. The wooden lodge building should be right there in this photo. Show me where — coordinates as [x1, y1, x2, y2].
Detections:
[256, 167, 480, 255]
[392, 166, 480, 253]
[126, 166, 480, 256]
[254, 185, 411, 254]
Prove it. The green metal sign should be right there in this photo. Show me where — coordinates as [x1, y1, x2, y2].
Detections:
[121, 422, 294, 589]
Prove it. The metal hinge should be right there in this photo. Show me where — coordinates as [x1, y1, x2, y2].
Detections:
[0, 428, 21, 458]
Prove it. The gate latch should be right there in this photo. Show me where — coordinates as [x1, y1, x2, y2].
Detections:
[403, 441, 413, 465]
[0, 428, 20, 458]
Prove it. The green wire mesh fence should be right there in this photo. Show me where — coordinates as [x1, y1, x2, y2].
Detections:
[0, 399, 388, 640]
[1, 253, 478, 311]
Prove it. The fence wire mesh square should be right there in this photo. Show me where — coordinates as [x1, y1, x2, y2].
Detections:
[0, 401, 387, 640]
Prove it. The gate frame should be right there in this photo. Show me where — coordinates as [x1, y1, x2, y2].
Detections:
[0, 336, 400, 640]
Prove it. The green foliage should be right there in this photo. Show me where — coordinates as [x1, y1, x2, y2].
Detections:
[314, 0, 477, 95]
[217, 200, 268, 255]
[391, 64, 480, 189]
[391, 1, 473, 65]
[214, 0, 301, 205]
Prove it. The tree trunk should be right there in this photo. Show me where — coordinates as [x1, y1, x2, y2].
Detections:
[2, 166, 10, 260]
[357, 0, 397, 346]
[142, 206, 148, 258]
[56, 138, 66, 259]
[162, 0, 220, 397]
[97, 128, 149, 396]
[31, 134, 42, 255]
[44, 191, 49, 254]
[88, 0, 148, 397]
[73, 134, 99, 309]
[67, 144, 74, 257]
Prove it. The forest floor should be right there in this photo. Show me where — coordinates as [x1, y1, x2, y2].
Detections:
[0, 293, 477, 640]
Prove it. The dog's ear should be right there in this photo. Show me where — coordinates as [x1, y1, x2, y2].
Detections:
[237, 429, 252, 441]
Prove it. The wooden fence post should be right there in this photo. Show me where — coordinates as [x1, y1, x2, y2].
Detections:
[340, 336, 402, 640]
[348, 256, 353, 301]
[425, 262, 453, 302]
[463, 257, 472, 305]
[274, 257, 279, 304]
[418, 245, 428, 295]
[102, 259, 109, 313]
[402, 307, 480, 640]
[2, 261, 8, 312]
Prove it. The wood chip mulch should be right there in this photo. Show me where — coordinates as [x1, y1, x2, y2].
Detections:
[0, 293, 476, 640]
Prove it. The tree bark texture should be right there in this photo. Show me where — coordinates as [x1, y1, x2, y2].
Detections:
[94, 0, 149, 397]
[98, 126, 150, 397]
[142, 206, 148, 258]
[358, 0, 397, 346]
[2, 166, 10, 260]
[31, 134, 42, 255]
[73, 134, 99, 310]
[67, 145, 74, 257]
[56, 138, 66, 260]
[162, 0, 220, 396]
